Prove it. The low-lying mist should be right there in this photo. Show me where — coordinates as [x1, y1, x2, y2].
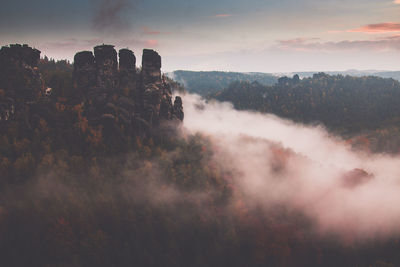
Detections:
[181, 93, 400, 241]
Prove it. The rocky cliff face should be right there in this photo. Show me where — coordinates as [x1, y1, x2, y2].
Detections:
[0, 44, 183, 140]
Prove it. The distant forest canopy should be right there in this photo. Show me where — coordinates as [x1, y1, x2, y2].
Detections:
[168, 70, 278, 96]
[213, 73, 400, 153]
[286, 70, 400, 82]
[168, 70, 400, 97]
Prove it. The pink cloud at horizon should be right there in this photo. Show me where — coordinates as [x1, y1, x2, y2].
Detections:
[146, 39, 159, 47]
[141, 26, 171, 35]
[349, 22, 400, 33]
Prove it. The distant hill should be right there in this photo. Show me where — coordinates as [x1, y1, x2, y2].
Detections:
[168, 70, 400, 97]
[280, 70, 400, 81]
[369, 71, 400, 81]
[167, 70, 278, 96]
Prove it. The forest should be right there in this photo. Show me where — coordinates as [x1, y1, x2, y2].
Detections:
[1, 51, 400, 267]
[169, 70, 277, 96]
[214, 73, 400, 154]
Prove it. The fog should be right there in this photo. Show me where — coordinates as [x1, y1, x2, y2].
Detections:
[181, 93, 400, 241]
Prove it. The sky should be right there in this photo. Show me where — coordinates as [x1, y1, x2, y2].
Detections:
[0, 0, 399, 72]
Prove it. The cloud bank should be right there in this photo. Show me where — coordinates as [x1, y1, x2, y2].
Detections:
[181, 93, 400, 241]
[349, 22, 400, 33]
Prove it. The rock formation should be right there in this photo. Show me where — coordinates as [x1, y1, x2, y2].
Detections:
[118, 48, 136, 97]
[0, 44, 40, 69]
[142, 49, 162, 85]
[0, 44, 44, 122]
[72, 44, 183, 137]
[173, 96, 184, 121]
[0, 44, 183, 141]
[94, 45, 118, 92]
[73, 51, 96, 101]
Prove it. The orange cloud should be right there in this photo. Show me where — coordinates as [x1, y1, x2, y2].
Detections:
[349, 22, 400, 33]
[214, 14, 232, 18]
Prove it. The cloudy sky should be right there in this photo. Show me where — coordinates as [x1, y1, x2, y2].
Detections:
[1, 0, 399, 72]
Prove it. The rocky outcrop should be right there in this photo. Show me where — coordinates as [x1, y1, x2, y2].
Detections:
[94, 45, 118, 92]
[0, 44, 44, 122]
[0, 44, 43, 101]
[72, 44, 183, 138]
[140, 49, 185, 126]
[0, 43, 183, 138]
[142, 50, 164, 125]
[118, 48, 136, 97]
[142, 49, 162, 85]
[119, 49, 136, 71]
[173, 96, 184, 121]
[73, 51, 96, 101]
[0, 44, 40, 68]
